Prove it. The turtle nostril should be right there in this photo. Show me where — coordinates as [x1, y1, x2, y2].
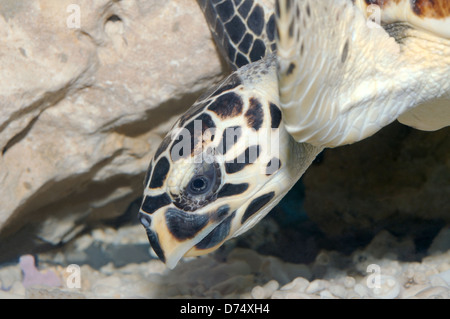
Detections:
[139, 212, 152, 228]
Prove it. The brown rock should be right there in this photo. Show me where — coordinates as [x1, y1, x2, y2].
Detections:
[0, 0, 222, 260]
[303, 122, 450, 237]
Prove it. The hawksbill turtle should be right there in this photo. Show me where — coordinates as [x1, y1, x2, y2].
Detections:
[138, 0, 450, 269]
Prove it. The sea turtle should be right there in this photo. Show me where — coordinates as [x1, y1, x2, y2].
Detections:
[138, 0, 450, 269]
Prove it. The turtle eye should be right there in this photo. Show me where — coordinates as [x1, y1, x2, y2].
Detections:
[188, 175, 211, 195]
[185, 160, 219, 198]
[175, 161, 221, 210]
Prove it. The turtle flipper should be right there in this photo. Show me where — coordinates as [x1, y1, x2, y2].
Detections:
[398, 97, 450, 131]
[197, 0, 277, 70]
[276, 0, 450, 147]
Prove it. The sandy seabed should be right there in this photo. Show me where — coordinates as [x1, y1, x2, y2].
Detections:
[0, 221, 449, 299]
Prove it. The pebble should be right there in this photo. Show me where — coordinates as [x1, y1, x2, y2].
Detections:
[320, 290, 337, 299]
[343, 276, 356, 289]
[368, 275, 401, 299]
[413, 271, 428, 285]
[415, 286, 449, 299]
[0, 223, 448, 299]
[280, 277, 309, 293]
[437, 269, 450, 285]
[251, 286, 268, 299]
[306, 279, 328, 294]
[251, 280, 279, 299]
[92, 276, 122, 297]
[328, 284, 347, 298]
[0, 266, 22, 289]
[400, 284, 430, 299]
[354, 283, 370, 298]
[429, 274, 448, 287]
[10, 281, 26, 296]
[404, 268, 415, 280]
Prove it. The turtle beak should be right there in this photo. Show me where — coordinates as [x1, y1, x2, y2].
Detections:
[138, 210, 193, 269]
[138, 205, 233, 269]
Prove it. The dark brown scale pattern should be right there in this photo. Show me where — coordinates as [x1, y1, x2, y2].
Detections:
[217, 125, 242, 155]
[196, 72, 242, 103]
[225, 145, 260, 174]
[208, 92, 244, 119]
[269, 103, 282, 128]
[241, 191, 275, 224]
[170, 113, 216, 161]
[286, 62, 296, 75]
[178, 101, 210, 127]
[141, 193, 172, 215]
[411, 0, 450, 18]
[217, 183, 249, 198]
[195, 211, 235, 250]
[153, 134, 173, 159]
[165, 208, 210, 240]
[197, 0, 276, 70]
[364, 0, 450, 19]
[149, 156, 170, 189]
[245, 97, 264, 130]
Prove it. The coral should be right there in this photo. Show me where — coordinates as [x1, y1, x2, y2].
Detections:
[19, 255, 61, 288]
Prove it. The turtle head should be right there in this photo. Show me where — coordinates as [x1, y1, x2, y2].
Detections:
[139, 139, 285, 269]
[138, 60, 320, 269]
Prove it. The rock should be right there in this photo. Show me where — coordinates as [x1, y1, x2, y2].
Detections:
[0, 264, 22, 290]
[328, 285, 347, 298]
[429, 273, 449, 288]
[1, 225, 449, 299]
[250, 280, 279, 299]
[429, 269, 450, 287]
[302, 122, 450, 237]
[305, 279, 328, 294]
[367, 275, 401, 299]
[400, 284, 431, 299]
[414, 286, 449, 299]
[280, 277, 310, 293]
[353, 283, 370, 298]
[428, 226, 450, 254]
[92, 276, 122, 297]
[10, 281, 26, 296]
[0, 0, 222, 262]
[343, 276, 356, 289]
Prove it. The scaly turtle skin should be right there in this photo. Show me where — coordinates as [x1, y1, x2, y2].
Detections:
[278, 0, 450, 147]
[139, 0, 450, 269]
